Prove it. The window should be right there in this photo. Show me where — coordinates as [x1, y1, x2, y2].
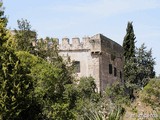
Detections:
[109, 64, 112, 74]
[73, 61, 80, 73]
[114, 67, 117, 77]
[120, 71, 122, 79]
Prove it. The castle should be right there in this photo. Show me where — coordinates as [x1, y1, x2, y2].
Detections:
[11, 30, 124, 92]
[12, 30, 124, 92]
[58, 34, 124, 92]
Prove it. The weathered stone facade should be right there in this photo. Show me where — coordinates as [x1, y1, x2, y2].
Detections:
[10, 30, 123, 92]
[58, 34, 123, 92]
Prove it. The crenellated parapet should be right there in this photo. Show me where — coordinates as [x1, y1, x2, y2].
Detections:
[36, 34, 123, 54]
[58, 36, 100, 51]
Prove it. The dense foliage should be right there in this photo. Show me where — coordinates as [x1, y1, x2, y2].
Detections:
[141, 79, 160, 111]
[14, 19, 36, 52]
[0, 2, 158, 120]
[140, 79, 160, 119]
[122, 22, 155, 101]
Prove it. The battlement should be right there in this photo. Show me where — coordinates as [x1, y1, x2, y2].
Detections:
[39, 34, 100, 52]
[36, 34, 123, 54]
[57, 36, 94, 51]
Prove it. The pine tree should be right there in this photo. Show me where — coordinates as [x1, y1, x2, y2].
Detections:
[123, 22, 136, 61]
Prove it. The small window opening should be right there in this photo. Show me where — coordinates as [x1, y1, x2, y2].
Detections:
[114, 67, 117, 77]
[73, 61, 80, 73]
[120, 71, 122, 79]
[109, 64, 112, 74]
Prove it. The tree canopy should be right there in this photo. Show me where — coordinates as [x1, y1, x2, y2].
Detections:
[0, 2, 158, 119]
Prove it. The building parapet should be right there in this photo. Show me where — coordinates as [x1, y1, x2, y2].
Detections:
[36, 34, 123, 53]
[50, 36, 96, 51]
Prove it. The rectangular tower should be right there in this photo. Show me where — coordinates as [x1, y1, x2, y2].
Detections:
[58, 34, 123, 92]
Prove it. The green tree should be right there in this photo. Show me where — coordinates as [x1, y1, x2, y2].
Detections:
[136, 43, 155, 88]
[33, 38, 48, 59]
[123, 22, 136, 61]
[0, 1, 8, 47]
[122, 22, 137, 99]
[75, 77, 100, 119]
[14, 19, 36, 52]
[123, 44, 156, 100]
[77, 77, 97, 100]
[31, 56, 75, 119]
[123, 57, 138, 100]
[0, 3, 40, 119]
[0, 50, 38, 120]
[23, 41, 76, 119]
[15, 33, 75, 119]
[15, 50, 75, 120]
[34, 37, 59, 61]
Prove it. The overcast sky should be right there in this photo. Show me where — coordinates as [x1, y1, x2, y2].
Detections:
[3, 0, 160, 76]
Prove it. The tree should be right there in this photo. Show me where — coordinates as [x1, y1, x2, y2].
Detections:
[33, 38, 48, 59]
[0, 1, 8, 47]
[14, 19, 37, 52]
[20, 39, 76, 119]
[16, 50, 76, 119]
[75, 77, 100, 119]
[123, 22, 136, 61]
[0, 3, 40, 119]
[77, 77, 97, 99]
[0, 50, 38, 120]
[123, 44, 156, 100]
[122, 22, 138, 100]
[34, 37, 59, 61]
[136, 43, 155, 88]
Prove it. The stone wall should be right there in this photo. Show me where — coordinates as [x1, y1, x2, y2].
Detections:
[58, 34, 123, 92]
[100, 34, 123, 91]
[58, 35, 101, 92]
[36, 34, 123, 92]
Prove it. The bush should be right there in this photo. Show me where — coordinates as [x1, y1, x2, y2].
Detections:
[105, 81, 130, 105]
[141, 79, 160, 112]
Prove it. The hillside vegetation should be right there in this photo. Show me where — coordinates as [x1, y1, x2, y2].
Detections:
[0, 2, 159, 120]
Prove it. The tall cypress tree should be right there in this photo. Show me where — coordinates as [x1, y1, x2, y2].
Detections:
[122, 22, 137, 99]
[123, 22, 136, 61]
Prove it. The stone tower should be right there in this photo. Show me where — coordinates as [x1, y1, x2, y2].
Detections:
[58, 34, 124, 92]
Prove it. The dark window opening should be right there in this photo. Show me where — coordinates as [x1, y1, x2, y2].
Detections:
[73, 61, 80, 73]
[120, 71, 122, 79]
[114, 67, 117, 77]
[109, 64, 112, 74]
